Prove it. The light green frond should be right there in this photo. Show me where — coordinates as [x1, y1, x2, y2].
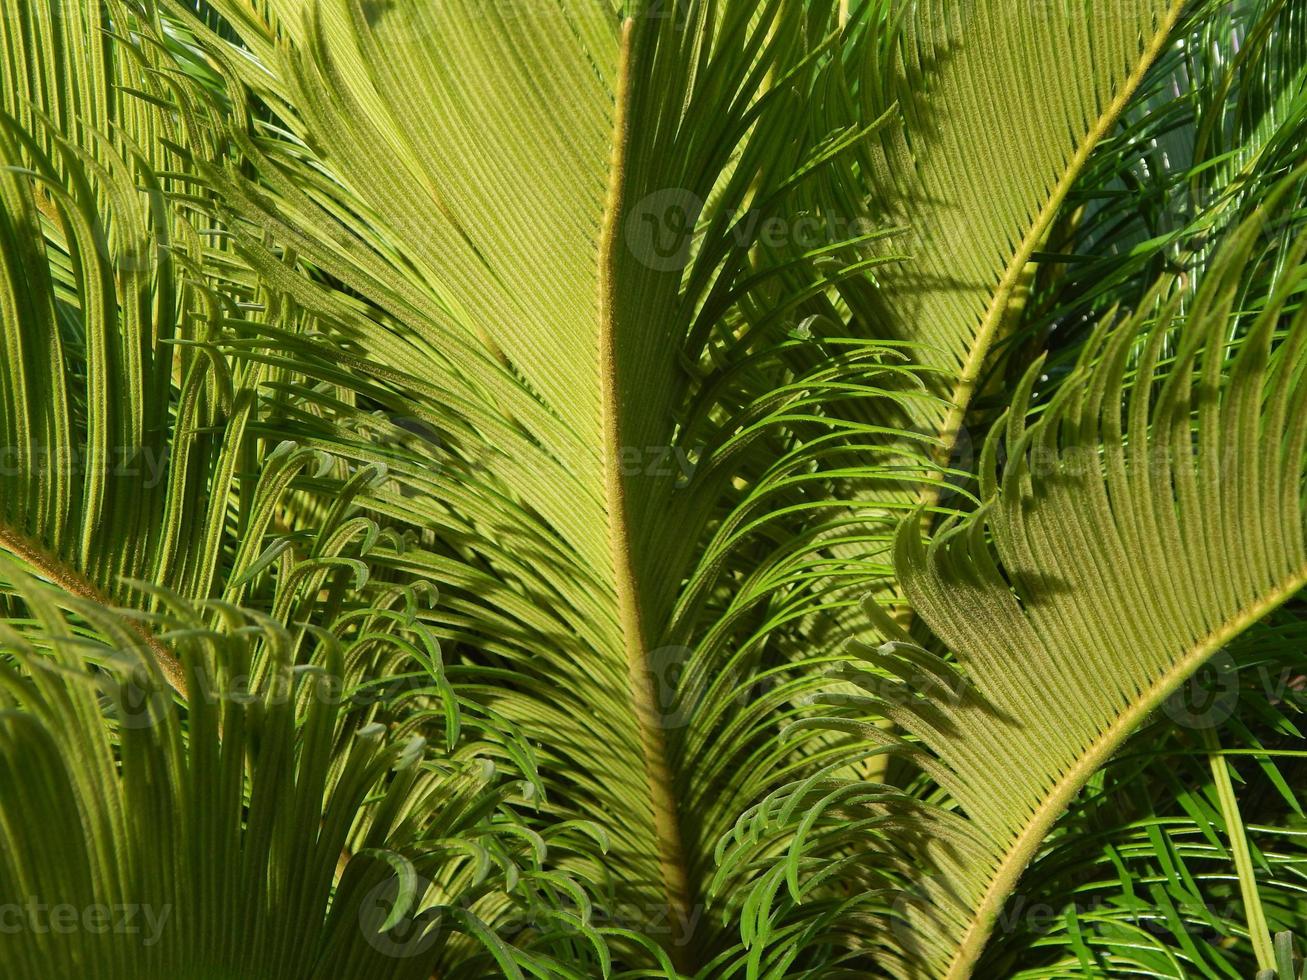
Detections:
[0, 557, 559, 980]
[0, 1, 287, 636]
[743, 0, 1195, 715]
[152, 1, 933, 966]
[979, 611, 1307, 978]
[3, 0, 1302, 976]
[880, 202, 1305, 976]
[151, 2, 1235, 968]
[849, 0, 1184, 450]
[717, 193, 1307, 976]
[997, 0, 1307, 403]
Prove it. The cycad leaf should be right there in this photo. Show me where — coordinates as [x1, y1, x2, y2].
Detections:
[8, 0, 1299, 976]
[163, 0, 913, 963]
[852, 0, 1187, 444]
[153, 1, 1225, 967]
[0, 561, 543, 979]
[0, 0, 281, 646]
[882, 203, 1307, 976]
[765, 0, 1193, 671]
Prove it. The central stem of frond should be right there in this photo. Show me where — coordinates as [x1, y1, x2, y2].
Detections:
[596, 17, 698, 972]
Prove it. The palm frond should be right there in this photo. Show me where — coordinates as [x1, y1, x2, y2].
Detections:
[0, 555, 567, 979]
[836, 0, 1185, 454]
[988, 610, 1307, 978]
[0, 0, 281, 629]
[2, 0, 1304, 976]
[877, 201, 1305, 977]
[142, 1, 939, 965]
[721, 194, 1307, 977]
[989, 0, 1307, 414]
